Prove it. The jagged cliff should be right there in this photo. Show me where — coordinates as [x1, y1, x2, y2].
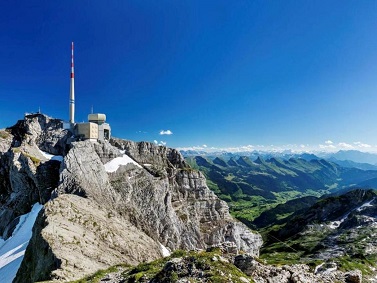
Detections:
[0, 114, 262, 282]
[0, 114, 66, 240]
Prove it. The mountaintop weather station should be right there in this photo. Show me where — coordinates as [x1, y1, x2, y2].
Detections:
[63, 42, 111, 141]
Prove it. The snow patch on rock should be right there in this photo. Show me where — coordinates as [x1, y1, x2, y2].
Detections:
[104, 154, 142, 172]
[328, 199, 375, 229]
[38, 149, 63, 162]
[0, 203, 43, 283]
[356, 198, 375, 212]
[160, 243, 171, 257]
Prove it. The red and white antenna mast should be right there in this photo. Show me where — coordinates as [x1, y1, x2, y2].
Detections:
[69, 42, 75, 124]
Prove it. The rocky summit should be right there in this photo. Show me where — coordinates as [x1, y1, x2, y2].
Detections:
[0, 114, 262, 282]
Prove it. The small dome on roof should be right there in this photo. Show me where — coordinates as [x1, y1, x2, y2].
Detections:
[88, 113, 106, 122]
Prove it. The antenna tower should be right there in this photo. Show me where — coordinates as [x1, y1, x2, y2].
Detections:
[69, 42, 75, 124]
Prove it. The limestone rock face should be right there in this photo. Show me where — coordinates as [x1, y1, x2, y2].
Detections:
[15, 194, 162, 283]
[54, 140, 117, 206]
[109, 140, 263, 255]
[7, 113, 71, 155]
[0, 130, 13, 154]
[0, 149, 60, 239]
[55, 139, 262, 256]
[110, 138, 186, 176]
[93, 140, 123, 163]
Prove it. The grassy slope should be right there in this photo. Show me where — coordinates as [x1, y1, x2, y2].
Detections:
[66, 249, 254, 283]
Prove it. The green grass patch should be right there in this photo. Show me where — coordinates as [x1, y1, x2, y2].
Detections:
[225, 173, 235, 181]
[275, 212, 294, 220]
[259, 251, 304, 265]
[69, 264, 129, 283]
[334, 255, 377, 276]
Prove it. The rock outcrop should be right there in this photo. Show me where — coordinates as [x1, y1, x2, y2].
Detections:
[234, 254, 362, 283]
[7, 113, 71, 155]
[14, 194, 162, 282]
[110, 138, 186, 176]
[0, 146, 60, 239]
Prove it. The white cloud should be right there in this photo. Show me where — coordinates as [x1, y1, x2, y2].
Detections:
[319, 144, 336, 150]
[318, 140, 336, 151]
[338, 142, 354, 149]
[354, 141, 372, 148]
[178, 145, 209, 151]
[178, 144, 256, 153]
[178, 141, 377, 154]
[159, 130, 173, 135]
[316, 141, 377, 152]
[154, 140, 158, 145]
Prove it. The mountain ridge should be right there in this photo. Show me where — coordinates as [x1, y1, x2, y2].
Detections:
[0, 114, 262, 282]
[181, 149, 377, 167]
[260, 189, 377, 280]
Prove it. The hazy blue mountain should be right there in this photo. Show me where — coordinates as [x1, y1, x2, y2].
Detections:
[322, 150, 377, 165]
[179, 150, 208, 156]
[181, 149, 377, 166]
[328, 157, 377, 170]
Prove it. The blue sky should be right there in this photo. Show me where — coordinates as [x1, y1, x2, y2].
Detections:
[1, 1, 377, 152]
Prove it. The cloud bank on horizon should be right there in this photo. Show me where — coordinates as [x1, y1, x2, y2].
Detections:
[177, 140, 377, 153]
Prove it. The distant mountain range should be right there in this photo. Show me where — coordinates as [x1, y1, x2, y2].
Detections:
[180, 149, 321, 160]
[325, 150, 377, 165]
[326, 157, 377, 171]
[181, 149, 377, 167]
[186, 155, 377, 198]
